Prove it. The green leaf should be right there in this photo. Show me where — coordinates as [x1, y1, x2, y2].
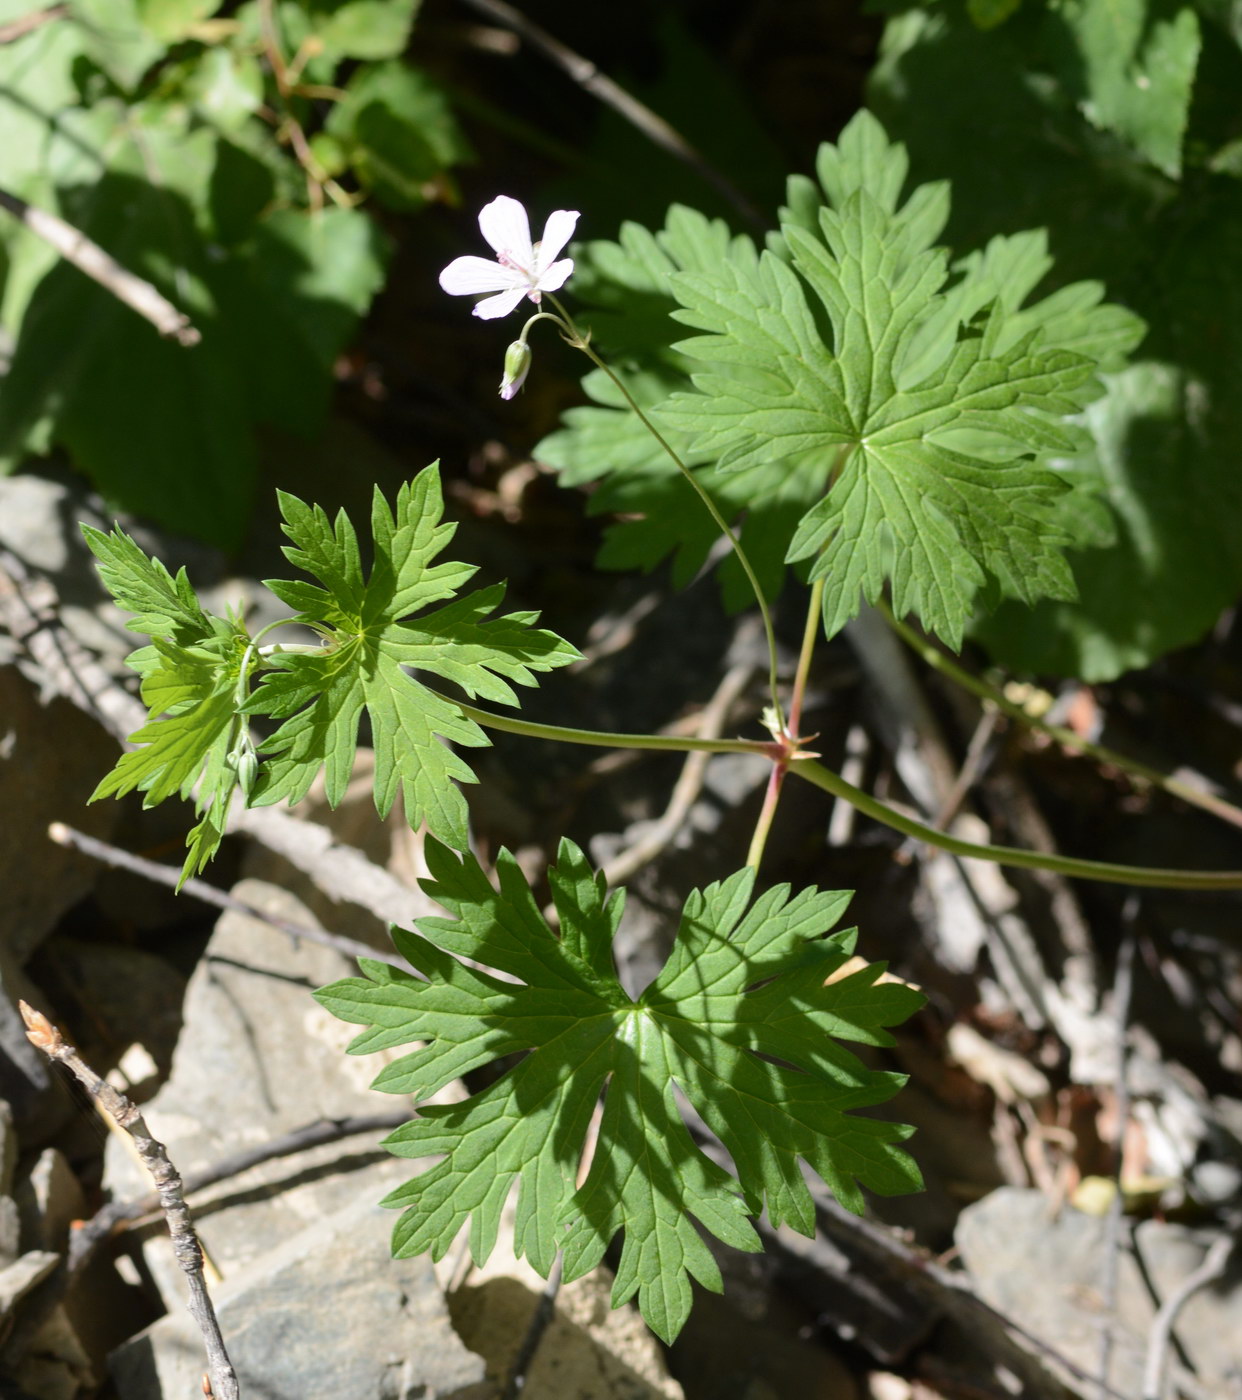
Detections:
[1050, 0, 1201, 177]
[0, 91, 387, 547]
[312, 0, 420, 60]
[869, 4, 1242, 676]
[83, 525, 251, 882]
[657, 112, 1143, 646]
[245, 465, 579, 849]
[537, 208, 822, 611]
[316, 839, 923, 1343]
[326, 61, 471, 210]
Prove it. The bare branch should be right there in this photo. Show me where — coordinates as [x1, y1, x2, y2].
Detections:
[19, 1001, 240, 1400]
[1142, 1234, 1234, 1400]
[0, 3, 66, 43]
[47, 822, 414, 974]
[455, 0, 766, 233]
[68, 1110, 411, 1273]
[0, 187, 201, 346]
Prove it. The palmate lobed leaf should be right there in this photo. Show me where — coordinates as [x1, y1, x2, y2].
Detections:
[244, 463, 580, 848]
[83, 524, 252, 884]
[317, 838, 924, 1343]
[540, 112, 1144, 645]
[84, 464, 578, 875]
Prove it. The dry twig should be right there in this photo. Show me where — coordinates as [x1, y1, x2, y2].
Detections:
[1141, 1234, 1234, 1400]
[69, 1110, 411, 1273]
[455, 0, 765, 232]
[0, 3, 66, 43]
[19, 1002, 240, 1400]
[47, 822, 414, 974]
[0, 189, 200, 345]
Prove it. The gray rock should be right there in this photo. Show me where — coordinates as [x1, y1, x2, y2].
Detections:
[16, 1149, 85, 1254]
[108, 1195, 486, 1400]
[957, 1186, 1242, 1396]
[0, 1250, 59, 1319]
[102, 881, 435, 1311]
[0, 666, 120, 964]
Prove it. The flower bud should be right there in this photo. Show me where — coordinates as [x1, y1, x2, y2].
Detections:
[499, 339, 533, 400]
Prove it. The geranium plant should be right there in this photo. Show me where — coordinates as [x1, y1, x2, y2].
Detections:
[83, 113, 1242, 1341]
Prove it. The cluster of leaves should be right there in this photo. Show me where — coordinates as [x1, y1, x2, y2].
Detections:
[85, 463, 577, 878]
[0, 0, 469, 544]
[865, 0, 1242, 678]
[317, 837, 924, 1343]
[538, 111, 1144, 653]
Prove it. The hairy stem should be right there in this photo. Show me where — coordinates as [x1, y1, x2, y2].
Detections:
[452, 699, 1242, 888]
[788, 756, 1242, 890]
[452, 699, 771, 757]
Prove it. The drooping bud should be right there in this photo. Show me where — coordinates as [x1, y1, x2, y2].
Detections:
[499, 339, 533, 400]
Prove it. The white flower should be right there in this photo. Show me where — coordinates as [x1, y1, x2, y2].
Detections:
[439, 195, 578, 320]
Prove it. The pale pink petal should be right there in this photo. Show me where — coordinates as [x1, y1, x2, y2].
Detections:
[535, 257, 574, 294]
[478, 196, 533, 267]
[535, 210, 579, 271]
[439, 256, 524, 296]
[472, 285, 530, 320]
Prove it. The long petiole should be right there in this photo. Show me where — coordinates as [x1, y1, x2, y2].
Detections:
[788, 755, 1242, 891]
[880, 603, 1242, 832]
[453, 698, 1242, 889]
[545, 292, 786, 735]
[451, 698, 772, 757]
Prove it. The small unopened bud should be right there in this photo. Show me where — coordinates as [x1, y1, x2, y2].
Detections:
[499, 339, 533, 400]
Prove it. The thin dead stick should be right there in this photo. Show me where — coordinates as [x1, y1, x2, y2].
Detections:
[20, 1002, 240, 1400]
[501, 1253, 563, 1400]
[0, 3, 66, 43]
[0, 188, 200, 346]
[1097, 913, 1137, 1400]
[47, 822, 414, 974]
[601, 660, 755, 886]
[455, 0, 765, 232]
[69, 1109, 411, 1273]
[1141, 1234, 1234, 1400]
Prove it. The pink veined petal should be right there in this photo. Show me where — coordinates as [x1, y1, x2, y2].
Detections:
[535, 257, 574, 294]
[472, 285, 530, 320]
[439, 256, 525, 296]
[535, 210, 579, 272]
[478, 196, 533, 269]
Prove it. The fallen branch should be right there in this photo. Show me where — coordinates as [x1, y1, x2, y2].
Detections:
[1141, 1234, 1234, 1400]
[20, 1002, 239, 1400]
[69, 1110, 411, 1273]
[0, 3, 66, 43]
[455, 0, 765, 232]
[47, 822, 414, 974]
[0, 187, 201, 346]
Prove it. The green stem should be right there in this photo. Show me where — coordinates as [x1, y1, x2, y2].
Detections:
[745, 766, 784, 871]
[788, 756, 1242, 891]
[545, 292, 786, 734]
[451, 699, 772, 757]
[788, 576, 824, 739]
[452, 699, 1242, 889]
[881, 604, 1242, 833]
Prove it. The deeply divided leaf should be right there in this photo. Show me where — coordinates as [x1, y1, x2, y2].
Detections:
[245, 464, 579, 847]
[540, 112, 1143, 646]
[316, 840, 924, 1343]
